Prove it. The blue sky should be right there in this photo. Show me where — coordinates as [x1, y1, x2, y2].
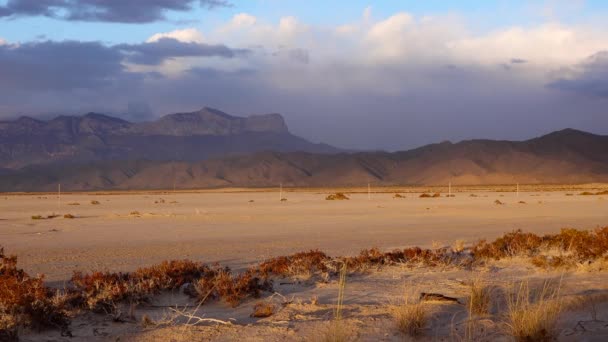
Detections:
[2, 0, 608, 44]
[0, 0, 607, 150]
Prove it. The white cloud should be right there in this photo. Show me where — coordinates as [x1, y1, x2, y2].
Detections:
[147, 28, 205, 43]
[0, 37, 5, 45]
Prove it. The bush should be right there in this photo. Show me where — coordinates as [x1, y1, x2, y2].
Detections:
[0, 247, 69, 339]
[326, 193, 349, 200]
[472, 230, 542, 260]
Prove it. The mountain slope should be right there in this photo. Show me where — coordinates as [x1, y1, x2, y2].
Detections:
[0, 107, 338, 168]
[1, 129, 607, 191]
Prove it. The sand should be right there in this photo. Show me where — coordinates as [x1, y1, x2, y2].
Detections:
[2, 186, 608, 341]
[0, 187, 607, 282]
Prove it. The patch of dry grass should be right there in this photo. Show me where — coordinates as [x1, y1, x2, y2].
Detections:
[467, 279, 492, 316]
[319, 320, 353, 342]
[504, 280, 562, 342]
[394, 299, 427, 337]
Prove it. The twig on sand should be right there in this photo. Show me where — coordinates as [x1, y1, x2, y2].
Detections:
[168, 307, 233, 325]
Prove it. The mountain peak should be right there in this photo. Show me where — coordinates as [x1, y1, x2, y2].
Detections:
[83, 112, 130, 123]
[531, 128, 599, 142]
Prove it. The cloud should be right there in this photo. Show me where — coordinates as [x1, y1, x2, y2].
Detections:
[0, 40, 127, 90]
[117, 38, 249, 65]
[1, 10, 608, 149]
[147, 28, 205, 43]
[0, 0, 231, 23]
[547, 51, 608, 98]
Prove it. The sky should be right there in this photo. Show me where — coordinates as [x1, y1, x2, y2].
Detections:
[0, 0, 607, 150]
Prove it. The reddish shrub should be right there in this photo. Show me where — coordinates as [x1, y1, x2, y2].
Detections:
[257, 250, 330, 278]
[472, 230, 543, 260]
[0, 247, 69, 339]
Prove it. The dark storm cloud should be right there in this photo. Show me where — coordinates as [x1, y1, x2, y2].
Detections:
[547, 51, 608, 98]
[0, 40, 127, 90]
[0, 38, 245, 92]
[0, 0, 231, 23]
[117, 38, 249, 65]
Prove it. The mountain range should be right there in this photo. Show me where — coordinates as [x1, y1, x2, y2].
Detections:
[1, 112, 607, 191]
[0, 107, 338, 169]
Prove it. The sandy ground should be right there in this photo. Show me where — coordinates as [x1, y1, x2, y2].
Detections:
[1, 187, 607, 283]
[2, 186, 608, 341]
[19, 260, 608, 341]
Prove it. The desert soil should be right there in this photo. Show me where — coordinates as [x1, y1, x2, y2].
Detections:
[2, 186, 608, 341]
[0, 187, 607, 283]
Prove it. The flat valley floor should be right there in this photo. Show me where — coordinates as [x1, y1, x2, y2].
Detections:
[3, 186, 608, 341]
[1, 186, 607, 282]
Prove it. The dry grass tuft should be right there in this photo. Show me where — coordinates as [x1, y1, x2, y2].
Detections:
[31, 215, 43, 220]
[494, 199, 505, 205]
[319, 320, 353, 342]
[394, 299, 427, 337]
[326, 193, 349, 200]
[467, 280, 492, 316]
[504, 280, 562, 342]
[452, 240, 466, 254]
[63, 214, 75, 219]
[393, 193, 405, 198]
[90, 200, 101, 205]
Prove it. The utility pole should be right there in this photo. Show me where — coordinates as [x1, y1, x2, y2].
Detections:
[449, 181, 452, 197]
[517, 183, 519, 198]
[279, 182, 283, 201]
[368, 183, 371, 200]
[58, 183, 61, 208]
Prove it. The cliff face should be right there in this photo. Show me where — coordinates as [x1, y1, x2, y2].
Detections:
[0, 107, 335, 169]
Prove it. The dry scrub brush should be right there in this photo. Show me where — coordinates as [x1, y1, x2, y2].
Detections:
[326, 193, 349, 200]
[2, 227, 608, 339]
[0, 247, 69, 340]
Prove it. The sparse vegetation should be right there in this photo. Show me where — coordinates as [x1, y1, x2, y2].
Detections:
[504, 280, 562, 341]
[63, 214, 75, 219]
[90, 200, 101, 205]
[394, 299, 427, 337]
[2, 226, 608, 339]
[31, 214, 61, 220]
[467, 280, 492, 316]
[494, 199, 505, 205]
[326, 193, 349, 200]
[579, 190, 608, 196]
[393, 193, 405, 198]
[0, 247, 69, 340]
[420, 192, 441, 198]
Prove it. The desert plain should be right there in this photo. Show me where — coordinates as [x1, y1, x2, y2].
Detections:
[2, 184, 608, 341]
